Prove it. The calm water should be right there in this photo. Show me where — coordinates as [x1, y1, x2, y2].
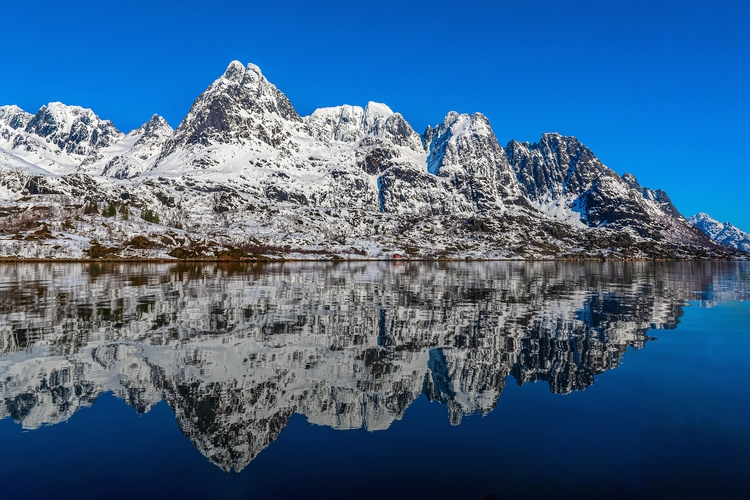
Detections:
[0, 262, 748, 499]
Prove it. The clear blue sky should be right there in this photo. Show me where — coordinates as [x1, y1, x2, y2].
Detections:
[2, 0, 748, 228]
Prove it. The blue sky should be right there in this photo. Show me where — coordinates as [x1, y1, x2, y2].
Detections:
[2, 0, 748, 228]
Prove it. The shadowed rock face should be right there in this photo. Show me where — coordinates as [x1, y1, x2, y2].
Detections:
[507, 134, 606, 203]
[507, 136, 659, 229]
[160, 62, 302, 157]
[1, 261, 747, 472]
[24, 103, 123, 155]
[623, 172, 684, 220]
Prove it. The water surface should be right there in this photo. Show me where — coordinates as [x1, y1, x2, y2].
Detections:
[0, 262, 748, 499]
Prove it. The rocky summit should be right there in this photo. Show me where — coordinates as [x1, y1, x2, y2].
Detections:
[0, 61, 744, 261]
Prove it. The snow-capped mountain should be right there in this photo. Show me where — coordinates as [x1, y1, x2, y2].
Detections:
[0, 105, 32, 140]
[622, 172, 683, 219]
[689, 213, 750, 253]
[0, 102, 122, 175]
[424, 111, 523, 211]
[505, 136, 690, 239]
[80, 114, 173, 179]
[0, 61, 743, 260]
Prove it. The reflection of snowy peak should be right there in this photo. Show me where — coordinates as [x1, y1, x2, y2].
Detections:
[0, 60, 742, 260]
[2, 262, 745, 471]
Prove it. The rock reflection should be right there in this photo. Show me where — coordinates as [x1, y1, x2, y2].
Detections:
[0, 261, 747, 471]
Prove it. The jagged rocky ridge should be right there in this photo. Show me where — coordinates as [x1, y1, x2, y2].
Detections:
[689, 213, 750, 253]
[0, 61, 744, 260]
[1, 261, 747, 471]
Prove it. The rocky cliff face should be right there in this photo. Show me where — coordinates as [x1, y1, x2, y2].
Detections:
[622, 172, 684, 219]
[505, 135, 685, 239]
[424, 112, 524, 212]
[24, 103, 123, 156]
[159, 62, 301, 160]
[0, 61, 742, 260]
[1, 262, 746, 471]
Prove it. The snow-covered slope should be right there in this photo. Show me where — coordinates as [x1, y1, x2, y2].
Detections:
[80, 114, 173, 178]
[306, 102, 423, 153]
[0, 102, 123, 175]
[689, 213, 750, 253]
[0, 60, 742, 261]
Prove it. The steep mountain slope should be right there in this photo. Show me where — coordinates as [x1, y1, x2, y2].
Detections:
[504, 134, 718, 249]
[424, 111, 525, 211]
[0, 61, 742, 260]
[622, 173, 683, 219]
[506, 135, 676, 232]
[689, 213, 750, 253]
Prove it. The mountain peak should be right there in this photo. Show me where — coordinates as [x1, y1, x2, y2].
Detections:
[136, 114, 173, 142]
[0, 104, 27, 117]
[363, 101, 393, 118]
[0, 105, 32, 131]
[159, 60, 302, 155]
[23, 101, 122, 156]
[690, 212, 714, 222]
[222, 60, 246, 83]
[423, 109, 520, 209]
[537, 132, 578, 148]
[304, 102, 420, 151]
[143, 113, 171, 129]
[428, 111, 493, 139]
[246, 62, 263, 75]
[221, 61, 264, 83]
[362, 101, 394, 137]
[621, 172, 643, 191]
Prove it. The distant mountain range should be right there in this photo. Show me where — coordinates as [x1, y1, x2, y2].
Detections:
[688, 213, 750, 253]
[0, 61, 745, 260]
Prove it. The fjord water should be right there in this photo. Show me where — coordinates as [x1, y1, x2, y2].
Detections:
[0, 262, 748, 499]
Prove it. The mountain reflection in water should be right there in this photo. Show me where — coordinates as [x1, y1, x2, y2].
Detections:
[0, 261, 748, 473]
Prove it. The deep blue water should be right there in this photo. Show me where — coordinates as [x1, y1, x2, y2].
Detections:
[0, 262, 748, 499]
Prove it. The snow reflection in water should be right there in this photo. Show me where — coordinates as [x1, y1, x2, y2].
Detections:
[0, 261, 748, 473]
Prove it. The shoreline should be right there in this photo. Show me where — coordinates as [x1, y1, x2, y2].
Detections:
[0, 256, 742, 263]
